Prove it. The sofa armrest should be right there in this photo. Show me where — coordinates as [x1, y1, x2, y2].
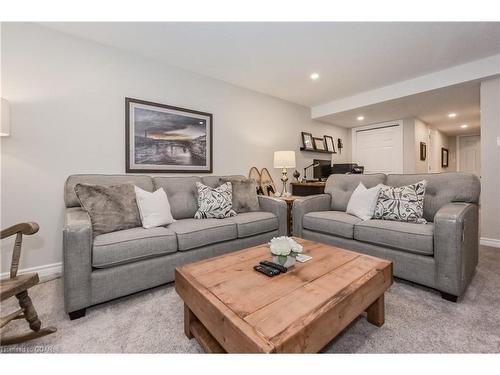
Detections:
[258, 195, 288, 236]
[63, 207, 93, 313]
[434, 202, 479, 297]
[292, 194, 331, 237]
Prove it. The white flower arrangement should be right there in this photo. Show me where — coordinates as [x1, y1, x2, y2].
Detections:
[269, 236, 303, 265]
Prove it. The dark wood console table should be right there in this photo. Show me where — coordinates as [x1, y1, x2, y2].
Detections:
[290, 182, 326, 196]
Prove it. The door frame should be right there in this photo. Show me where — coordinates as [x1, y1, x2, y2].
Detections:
[351, 120, 404, 174]
[456, 134, 481, 172]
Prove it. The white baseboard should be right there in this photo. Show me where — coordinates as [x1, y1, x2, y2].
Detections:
[1, 262, 62, 282]
[480, 237, 500, 248]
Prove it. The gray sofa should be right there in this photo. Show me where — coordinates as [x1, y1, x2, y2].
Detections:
[293, 172, 480, 301]
[63, 174, 287, 319]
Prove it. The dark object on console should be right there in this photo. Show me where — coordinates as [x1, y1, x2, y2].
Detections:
[313, 159, 333, 181]
[331, 163, 364, 174]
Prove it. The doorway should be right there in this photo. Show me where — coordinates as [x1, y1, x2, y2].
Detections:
[457, 135, 481, 176]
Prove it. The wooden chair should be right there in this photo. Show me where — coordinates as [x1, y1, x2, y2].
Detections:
[1, 222, 56, 345]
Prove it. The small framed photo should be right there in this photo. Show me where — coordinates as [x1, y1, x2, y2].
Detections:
[441, 148, 449, 168]
[420, 142, 427, 161]
[324, 136, 336, 153]
[301, 132, 315, 150]
[313, 137, 326, 151]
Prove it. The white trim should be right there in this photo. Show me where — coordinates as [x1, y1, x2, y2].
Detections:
[312, 54, 500, 119]
[1, 262, 62, 283]
[480, 237, 500, 248]
[351, 120, 404, 174]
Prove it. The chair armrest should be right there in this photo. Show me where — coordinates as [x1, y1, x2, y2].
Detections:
[434, 202, 479, 297]
[63, 207, 93, 312]
[292, 194, 331, 237]
[1, 222, 39, 239]
[258, 195, 288, 236]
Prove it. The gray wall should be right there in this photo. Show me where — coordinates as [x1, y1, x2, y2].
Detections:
[0, 23, 350, 274]
[480, 77, 500, 244]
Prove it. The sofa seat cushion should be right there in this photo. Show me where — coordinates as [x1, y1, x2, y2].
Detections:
[303, 211, 362, 239]
[168, 218, 237, 251]
[354, 219, 434, 255]
[226, 212, 278, 238]
[92, 227, 177, 268]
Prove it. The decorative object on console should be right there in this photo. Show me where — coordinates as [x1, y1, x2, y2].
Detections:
[219, 178, 260, 213]
[134, 186, 175, 228]
[75, 183, 141, 236]
[441, 148, 449, 168]
[374, 180, 427, 223]
[1, 97, 10, 137]
[259, 168, 276, 196]
[293, 169, 300, 181]
[274, 151, 296, 197]
[125, 97, 212, 173]
[324, 135, 336, 153]
[269, 236, 303, 268]
[346, 182, 383, 220]
[313, 137, 326, 151]
[194, 181, 236, 219]
[420, 142, 427, 161]
[337, 138, 343, 154]
[301, 132, 314, 150]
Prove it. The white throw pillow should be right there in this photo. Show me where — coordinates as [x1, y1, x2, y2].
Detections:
[346, 182, 383, 221]
[134, 186, 175, 228]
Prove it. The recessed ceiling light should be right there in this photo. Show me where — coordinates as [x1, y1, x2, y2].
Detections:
[310, 73, 320, 80]
[448, 113, 457, 118]
[199, 121, 204, 124]
[357, 116, 365, 121]
[460, 124, 468, 128]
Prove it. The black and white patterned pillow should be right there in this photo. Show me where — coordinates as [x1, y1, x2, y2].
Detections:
[374, 181, 427, 223]
[194, 182, 237, 219]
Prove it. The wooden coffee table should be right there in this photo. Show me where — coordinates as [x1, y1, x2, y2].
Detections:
[175, 238, 392, 353]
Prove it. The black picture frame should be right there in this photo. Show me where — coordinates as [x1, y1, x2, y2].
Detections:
[301, 132, 315, 150]
[441, 148, 449, 168]
[313, 137, 326, 151]
[420, 142, 427, 161]
[125, 97, 213, 173]
[324, 135, 337, 153]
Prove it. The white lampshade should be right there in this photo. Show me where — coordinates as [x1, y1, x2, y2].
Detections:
[274, 151, 296, 169]
[1, 98, 10, 137]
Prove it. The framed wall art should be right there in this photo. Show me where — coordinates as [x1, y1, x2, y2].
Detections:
[420, 142, 427, 161]
[441, 148, 449, 168]
[324, 135, 336, 153]
[313, 137, 326, 151]
[125, 98, 213, 173]
[301, 132, 315, 150]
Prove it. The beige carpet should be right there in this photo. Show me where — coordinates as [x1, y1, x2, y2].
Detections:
[2, 245, 500, 353]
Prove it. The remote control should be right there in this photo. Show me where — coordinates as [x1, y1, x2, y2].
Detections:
[253, 264, 280, 277]
[260, 260, 287, 273]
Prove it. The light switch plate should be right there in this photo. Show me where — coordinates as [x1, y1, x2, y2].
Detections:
[497, 137, 500, 147]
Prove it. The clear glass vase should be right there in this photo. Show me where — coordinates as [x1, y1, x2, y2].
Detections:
[272, 255, 296, 268]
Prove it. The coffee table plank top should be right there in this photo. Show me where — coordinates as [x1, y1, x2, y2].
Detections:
[176, 238, 392, 353]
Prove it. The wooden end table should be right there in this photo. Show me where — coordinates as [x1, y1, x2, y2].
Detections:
[175, 238, 393, 353]
[277, 195, 300, 235]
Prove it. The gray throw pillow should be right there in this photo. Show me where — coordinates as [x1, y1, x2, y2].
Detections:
[219, 178, 260, 213]
[373, 180, 427, 223]
[194, 182, 237, 219]
[74, 183, 141, 236]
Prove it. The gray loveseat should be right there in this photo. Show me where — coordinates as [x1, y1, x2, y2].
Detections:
[293, 172, 480, 301]
[63, 174, 287, 319]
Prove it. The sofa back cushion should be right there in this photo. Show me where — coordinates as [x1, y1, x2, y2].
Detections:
[325, 174, 387, 211]
[201, 175, 247, 187]
[386, 172, 480, 222]
[65, 174, 154, 208]
[153, 176, 202, 220]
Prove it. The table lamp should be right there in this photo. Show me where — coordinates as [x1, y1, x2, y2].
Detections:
[274, 151, 296, 197]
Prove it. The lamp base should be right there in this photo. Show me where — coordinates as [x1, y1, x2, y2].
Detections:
[280, 168, 289, 197]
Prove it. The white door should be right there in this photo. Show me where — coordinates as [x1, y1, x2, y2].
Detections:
[458, 135, 481, 176]
[352, 124, 403, 174]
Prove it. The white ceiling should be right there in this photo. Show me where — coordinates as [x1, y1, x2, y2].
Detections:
[317, 81, 481, 136]
[42, 22, 500, 107]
